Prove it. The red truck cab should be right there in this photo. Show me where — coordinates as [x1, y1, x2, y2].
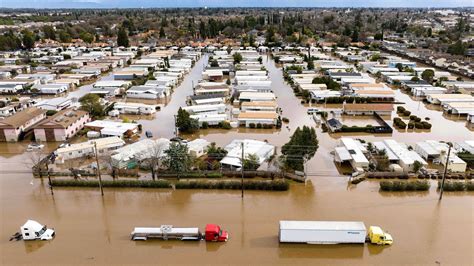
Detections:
[204, 224, 229, 242]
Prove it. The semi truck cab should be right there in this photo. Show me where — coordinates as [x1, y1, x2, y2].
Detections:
[368, 226, 393, 245]
[21, 220, 55, 241]
[204, 224, 229, 242]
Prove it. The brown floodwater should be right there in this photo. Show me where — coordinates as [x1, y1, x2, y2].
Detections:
[1, 54, 473, 265]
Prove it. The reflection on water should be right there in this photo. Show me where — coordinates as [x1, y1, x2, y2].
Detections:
[278, 243, 365, 259]
[22, 240, 49, 254]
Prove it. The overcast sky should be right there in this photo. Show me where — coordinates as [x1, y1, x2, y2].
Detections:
[1, 0, 472, 9]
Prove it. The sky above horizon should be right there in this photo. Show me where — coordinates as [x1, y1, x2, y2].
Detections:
[1, 0, 472, 9]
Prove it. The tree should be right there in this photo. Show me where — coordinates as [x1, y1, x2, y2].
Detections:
[159, 26, 166, 38]
[22, 30, 35, 50]
[307, 59, 314, 70]
[142, 144, 165, 181]
[176, 108, 199, 133]
[163, 143, 192, 178]
[79, 93, 104, 118]
[42, 25, 56, 40]
[374, 32, 383, 41]
[280, 126, 319, 171]
[117, 27, 129, 47]
[421, 69, 435, 83]
[79, 32, 94, 43]
[312, 76, 341, 91]
[395, 63, 403, 72]
[413, 160, 423, 173]
[210, 59, 219, 67]
[243, 154, 260, 170]
[59, 31, 72, 43]
[447, 40, 467, 56]
[233, 52, 242, 64]
[206, 142, 227, 162]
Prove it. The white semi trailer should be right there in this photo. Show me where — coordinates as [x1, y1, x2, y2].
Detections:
[279, 221, 392, 245]
[279, 221, 366, 244]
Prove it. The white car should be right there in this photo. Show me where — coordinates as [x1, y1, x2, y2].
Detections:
[307, 108, 319, 115]
[27, 143, 44, 151]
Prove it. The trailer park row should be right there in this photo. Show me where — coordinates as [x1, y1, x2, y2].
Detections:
[0, 44, 472, 178]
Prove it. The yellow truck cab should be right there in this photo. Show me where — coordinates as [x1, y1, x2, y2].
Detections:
[368, 226, 393, 245]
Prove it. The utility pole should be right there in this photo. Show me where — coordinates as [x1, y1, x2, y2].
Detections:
[241, 142, 244, 198]
[174, 115, 178, 137]
[45, 159, 53, 195]
[439, 143, 452, 201]
[93, 142, 104, 196]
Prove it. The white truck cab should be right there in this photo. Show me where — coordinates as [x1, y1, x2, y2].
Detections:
[21, 220, 55, 240]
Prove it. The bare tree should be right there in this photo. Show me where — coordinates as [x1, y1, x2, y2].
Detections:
[142, 145, 164, 181]
[100, 151, 118, 180]
[26, 150, 47, 179]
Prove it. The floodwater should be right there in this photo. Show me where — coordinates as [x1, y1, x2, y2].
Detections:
[1, 160, 473, 265]
[1, 54, 473, 265]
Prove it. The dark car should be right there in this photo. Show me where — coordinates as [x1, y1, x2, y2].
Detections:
[145, 131, 153, 138]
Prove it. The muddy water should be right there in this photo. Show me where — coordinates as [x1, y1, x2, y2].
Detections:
[1, 54, 473, 265]
[1, 158, 473, 265]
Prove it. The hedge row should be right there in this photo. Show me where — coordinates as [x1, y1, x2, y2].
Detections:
[50, 179, 172, 188]
[437, 181, 474, 191]
[249, 123, 273, 129]
[175, 179, 289, 191]
[380, 180, 430, 191]
[340, 125, 374, 133]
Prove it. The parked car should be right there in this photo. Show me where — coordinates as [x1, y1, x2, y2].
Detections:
[145, 131, 153, 138]
[307, 108, 319, 115]
[27, 143, 44, 151]
[58, 143, 70, 148]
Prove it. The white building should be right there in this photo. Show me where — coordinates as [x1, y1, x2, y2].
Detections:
[186, 139, 210, 158]
[220, 139, 275, 169]
[111, 138, 170, 169]
[113, 102, 157, 115]
[382, 140, 427, 172]
[334, 138, 369, 171]
[55, 136, 125, 162]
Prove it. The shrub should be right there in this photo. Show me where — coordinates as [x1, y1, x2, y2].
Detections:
[50, 179, 172, 188]
[403, 110, 411, 116]
[249, 123, 256, 128]
[407, 122, 415, 129]
[46, 110, 58, 116]
[207, 172, 222, 178]
[380, 180, 430, 191]
[282, 117, 290, 123]
[256, 123, 262, 129]
[201, 121, 209, 129]
[175, 179, 289, 191]
[409, 115, 417, 120]
[421, 121, 432, 129]
[263, 124, 273, 129]
[414, 122, 424, 129]
[467, 182, 474, 191]
[414, 117, 422, 122]
[397, 106, 406, 113]
[219, 121, 232, 129]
